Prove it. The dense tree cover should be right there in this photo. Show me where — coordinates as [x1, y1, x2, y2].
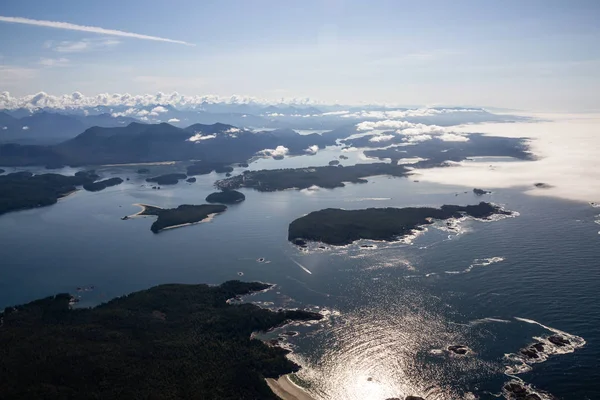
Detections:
[83, 177, 124, 192]
[145, 173, 188, 185]
[0, 281, 323, 400]
[138, 204, 228, 233]
[206, 190, 246, 204]
[0, 171, 97, 215]
[288, 202, 511, 245]
[216, 163, 409, 192]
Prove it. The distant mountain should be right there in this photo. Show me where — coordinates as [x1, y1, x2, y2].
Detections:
[0, 122, 349, 167]
[0, 111, 140, 144]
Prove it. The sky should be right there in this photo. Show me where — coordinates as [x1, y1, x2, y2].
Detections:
[1, 0, 599, 111]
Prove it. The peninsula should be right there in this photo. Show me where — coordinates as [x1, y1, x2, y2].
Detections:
[288, 202, 511, 245]
[0, 281, 323, 399]
[216, 163, 409, 192]
[136, 204, 227, 233]
[0, 171, 100, 216]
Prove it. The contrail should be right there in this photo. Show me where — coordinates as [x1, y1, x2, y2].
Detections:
[290, 258, 312, 274]
[0, 16, 194, 46]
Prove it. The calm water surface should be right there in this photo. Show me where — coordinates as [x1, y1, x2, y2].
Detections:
[0, 158, 598, 399]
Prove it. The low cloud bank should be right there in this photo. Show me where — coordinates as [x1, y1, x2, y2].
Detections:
[414, 113, 600, 203]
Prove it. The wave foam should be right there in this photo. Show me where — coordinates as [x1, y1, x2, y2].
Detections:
[504, 317, 586, 376]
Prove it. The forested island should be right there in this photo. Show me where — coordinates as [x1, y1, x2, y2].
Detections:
[82, 177, 124, 192]
[288, 202, 511, 245]
[216, 163, 409, 192]
[0, 171, 100, 215]
[136, 204, 227, 233]
[0, 281, 323, 399]
[206, 190, 246, 204]
[145, 173, 188, 185]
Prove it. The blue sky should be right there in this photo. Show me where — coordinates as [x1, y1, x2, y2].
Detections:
[1, 0, 599, 110]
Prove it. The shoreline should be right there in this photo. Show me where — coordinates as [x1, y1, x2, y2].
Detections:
[158, 212, 219, 231]
[266, 374, 315, 400]
[127, 203, 162, 218]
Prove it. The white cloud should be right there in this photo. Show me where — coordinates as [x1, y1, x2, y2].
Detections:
[22, 126, 29, 130]
[305, 145, 319, 154]
[187, 133, 216, 142]
[151, 106, 168, 113]
[167, 118, 180, 123]
[438, 132, 469, 142]
[343, 108, 484, 120]
[0, 16, 193, 45]
[369, 134, 395, 142]
[52, 38, 121, 53]
[0, 91, 322, 110]
[405, 134, 432, 142]
[39, 57, 69, 67]
[258, 145, 289, 157]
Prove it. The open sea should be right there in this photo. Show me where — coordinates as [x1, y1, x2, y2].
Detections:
[0, 151, 598, 399]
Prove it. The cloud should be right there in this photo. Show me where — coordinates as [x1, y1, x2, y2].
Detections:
[39, 57, 69, 67]
[369, 134, 395, 142]
[51, 38, 121, 53]
[22, 126, 29, 130]
[305, 145, 319, 154]
[357, 119, 469, 143]
[187, 133, 216, 142]
[0, 15, 193, 46]
[343, 108, 484, 120]
[167, 118, 180, 123]
[438, 132, 469, 142]
[0, 91, 322, 110]
[258, 146, 289, 157]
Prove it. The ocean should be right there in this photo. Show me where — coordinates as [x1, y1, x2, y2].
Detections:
[0, 153, 598, 399]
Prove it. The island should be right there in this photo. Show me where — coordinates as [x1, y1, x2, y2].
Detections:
[83, 177, 124, 192]
[0, 171, 101, 216]
[288, 202, 511, 246]
[328, 160, 340, 166]
[135, 204, 227, 233]
[206, 190, 246, 204]
[473, 188, 491, 195]
[145, 173, 188, 185]
[0, 281, 323, 399]
[216, 163, 409, 192]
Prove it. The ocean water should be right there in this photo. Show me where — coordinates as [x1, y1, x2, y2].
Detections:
[0, 159, 598, 399]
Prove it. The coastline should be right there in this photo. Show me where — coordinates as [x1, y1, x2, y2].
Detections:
[158, 212, 219, 231]
[266, 374, 315, 400]
[127, 203, 161, 218]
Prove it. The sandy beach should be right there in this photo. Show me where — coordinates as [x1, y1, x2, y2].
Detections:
[266, 375, 315, 400]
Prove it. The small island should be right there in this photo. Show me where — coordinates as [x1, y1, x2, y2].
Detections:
[473, 188, 491, 196]
[206, 190, 246, 204]
[0, 281, 323, 399]
[328, 160, 340, 166]
[216, 163, 409, 192]
[83, 177, 124, 192]
[145, 173, 188, 185]
[288, 202, 511, 246]
[136, 203, 227, 233]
